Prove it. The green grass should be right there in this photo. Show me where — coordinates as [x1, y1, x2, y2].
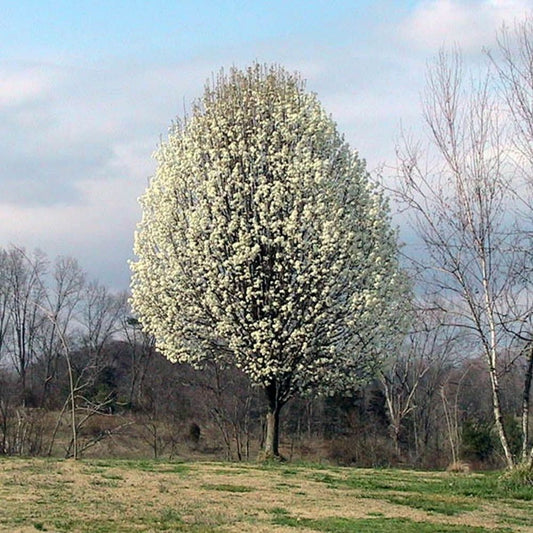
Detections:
[201, 483, 254, 492]
[311, 466, 532, 501]
[271, 514, 512, 532]
[210, 467, 249, 476]
[381, 493, 478, 515]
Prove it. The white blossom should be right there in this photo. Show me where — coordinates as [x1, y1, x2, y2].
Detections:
[130, 64, 408, 402]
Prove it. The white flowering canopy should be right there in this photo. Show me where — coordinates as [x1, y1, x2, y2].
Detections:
[131, 64, 406, 403]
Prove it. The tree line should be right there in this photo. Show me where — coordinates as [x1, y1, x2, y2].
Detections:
[0, 244, 529, 467]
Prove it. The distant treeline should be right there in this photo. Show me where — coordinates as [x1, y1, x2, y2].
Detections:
[0, 245, 527, 467]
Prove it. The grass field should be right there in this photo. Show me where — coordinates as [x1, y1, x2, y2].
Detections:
[0, 458, 531, 532]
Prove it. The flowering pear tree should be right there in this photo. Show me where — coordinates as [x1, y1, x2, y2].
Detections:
[131, 64, 407, 458]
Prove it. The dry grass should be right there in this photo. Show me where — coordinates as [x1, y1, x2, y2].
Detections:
[0, 458, 531, 532]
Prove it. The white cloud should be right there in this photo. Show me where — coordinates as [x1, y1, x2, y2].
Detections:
[0, 65, 58, 107]
[402, 0, 531, 52]
[0, 170, 146, 289]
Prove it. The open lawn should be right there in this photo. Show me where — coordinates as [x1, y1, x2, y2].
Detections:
[0, 458, 531, 532]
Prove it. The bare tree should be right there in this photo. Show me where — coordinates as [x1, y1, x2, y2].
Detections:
[46, 282, 127, 459]
[396, 48, 525, 468]
[121, 316, 155, 409]
[516, 340, 533, 465]
[380, 305, 459, 460]
[79, 281, 127, 360]
[201, 362, 257, 461]
[59, 283, 127, 458]
[37, 256, 85, 407]
[5, 247, 47, 405]
[489, 17, 533, 467]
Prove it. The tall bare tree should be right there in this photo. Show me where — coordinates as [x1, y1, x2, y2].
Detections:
[37, 256, 85, 407]
[396, 48, 526, 468]
[490, 17, 533, 468]
[6, 247, 47, 405]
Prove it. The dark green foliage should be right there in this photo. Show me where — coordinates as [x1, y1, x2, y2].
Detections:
[461, 420, 495, 462]
[502, 415, 523, 460]
[188, 422, 201, 445]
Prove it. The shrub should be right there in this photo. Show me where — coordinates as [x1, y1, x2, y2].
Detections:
[461, 420, 495, 462]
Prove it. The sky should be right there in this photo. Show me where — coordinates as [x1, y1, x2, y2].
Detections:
[1, 0, 531, 290]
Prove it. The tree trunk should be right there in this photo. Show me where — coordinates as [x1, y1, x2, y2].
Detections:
[262, 382, 283, 459]
[488, 362, 514, 468]
[264, 408, 281, 458]
[521, 342, 533, 466]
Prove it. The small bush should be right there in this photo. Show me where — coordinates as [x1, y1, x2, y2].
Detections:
[461, 420, 495, 463]
[446, 461, 471, 473]
[187, 422, 201, 447]
[499, 463, 533, 490]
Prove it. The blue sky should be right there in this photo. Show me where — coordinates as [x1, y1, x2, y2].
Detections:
[2, 1, 402, 59]
[1, 0, 531, 289]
